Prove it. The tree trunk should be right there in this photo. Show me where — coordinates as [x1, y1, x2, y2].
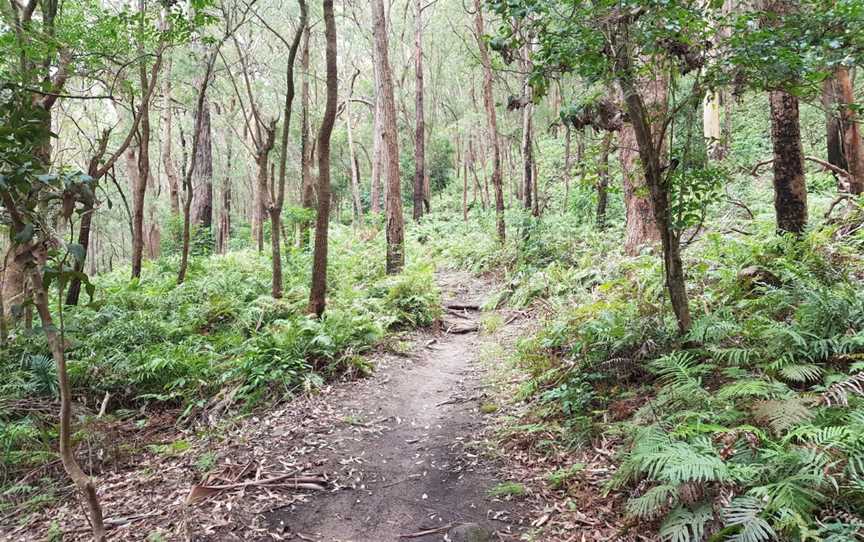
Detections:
[768, 90, 808, 234]
[371, 60, 384, 215]
[413, 0, 425, 222]
[1, 245, 27, 325]
[615, 52, 691, 334]
[29, 257, 106, 541]
[253, 123, 276, 253]
[64, 199, 94, 306]
[131, 25, 159, 280]
[218, 169, 231, 254]
[308, 0, 338, 316]
[521, 100, 534, 212]
[834, 66, 864, 194]
[161, 54, 181, 215]
[191, 97, 214, 230]
[146, 206, 161, 259]
[217, 128, 233, 254]
[177, 170, 194, 284]
[423, 169, 431, 212]
[822, 76, 848, 177]
[473, 0, 505, 242]
[532, 157, 539, 216]
[372, 0, 404, 275]
[346, 69, 363, 225]
[177, 49, 218, 284]
[462, 153, 469, 221]
[619, 78, 664, 255]
[564, 126, 572, 208]
[299, 23, 314, 247]
[272, 0, 307, 298]
[596, 131, 612, 228]
[703, 90, 722, 160]
[129, 135, 149, 279]
[0, 266, 6, 346]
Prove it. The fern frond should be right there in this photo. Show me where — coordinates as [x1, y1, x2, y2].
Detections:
[753, 398, 815, 434]
[717, 379, 778, 400]
[626, 483, 679, 519]
[750, 473, 826, 515]
[649, 352, 710, 389]
[659, 504, 713, 542]
[710, 347, 753, 367]
[721, 496, 775, 542]
[640, 441, 729, 484]
[821, 372, 864, 407]
[777, 363, 823, 384]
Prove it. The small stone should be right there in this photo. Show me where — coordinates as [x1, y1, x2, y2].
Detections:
[448, 523, 493, 542]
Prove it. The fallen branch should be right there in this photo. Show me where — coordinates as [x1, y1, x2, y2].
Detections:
[824, 193, 857, 220]
[724, 186, 754, 219]
[445, 307, 472, 319]
[445, 323, 479, 334]
[65, 511, 163, 534]
[444, 302, 480, 311]
[186, 473, 328, 504]
[399, 524, 453, 538]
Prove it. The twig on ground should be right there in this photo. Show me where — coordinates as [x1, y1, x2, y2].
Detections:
[399, 524, 453, 538]
[444, 302, 480, 311]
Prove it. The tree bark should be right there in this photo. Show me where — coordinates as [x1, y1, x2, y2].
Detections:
[1, 245, 27, 324]
[822, 76, 848, 176]
[29, 255, 106, 540]
[371, 60, 384, 215]
[346, 68, 363, 226]
[308, 0, 338, 316]
[191, 97, 214, 230]
[271, 0, 307, 299]
[834, 66, 864, 194]
[619, 79, 663, 255]
[473, 0, 505, 242]
[372, 0, 405, 275]
[161, 54, 181, 215]
[130, 4, 162, 279]
[178, 50, 218, 284]
[130, 119, 152, 279]
[768, 90, 808, 233]
[218, 151, 232, 255]
[521, 100, 534, 213]
[596, 131, 612, 228]
[564, 126, 572, 208]
[412, 0, 425, 222]
[615, 49, 691, 333]
[703, 90, 722, 160]
[299, 23, 314, 247]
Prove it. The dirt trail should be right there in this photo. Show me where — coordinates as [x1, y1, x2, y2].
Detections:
[7, 271, 525, 542]
[264, 271, 524, 541]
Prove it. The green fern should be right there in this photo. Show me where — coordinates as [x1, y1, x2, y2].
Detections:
[626, 484, 679, 519]
[777, 363, 824, 384]
[640, 440, 730, 484]
[752, 398, 815, 434]
[750, 473, 827, 515]
[659, 504, 713, 542]
[721, 496, 775, 542]
[717, 379, 782, 400]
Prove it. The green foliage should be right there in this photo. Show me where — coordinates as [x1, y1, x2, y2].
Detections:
[0, 226, 440, 483]
[418, 157, 864, 539]
[488, 481, 527, 498]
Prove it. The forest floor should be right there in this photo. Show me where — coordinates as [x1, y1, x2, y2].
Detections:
[7, 271, 541, 542]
